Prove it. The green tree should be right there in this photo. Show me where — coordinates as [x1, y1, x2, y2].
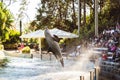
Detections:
[0, 2, 14, 42]
[79, 0, 120, 39]
[34, 0, 120, 40]
[35, 0, 78, 32]
[3, 30, 20, 44]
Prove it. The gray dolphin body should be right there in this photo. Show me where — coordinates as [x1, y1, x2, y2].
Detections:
[44, 28, 64, 67]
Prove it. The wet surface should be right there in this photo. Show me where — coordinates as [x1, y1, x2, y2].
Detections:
[0, 56, 94, 80]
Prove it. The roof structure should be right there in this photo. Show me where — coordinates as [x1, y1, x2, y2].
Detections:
[20, 28, 78, 38]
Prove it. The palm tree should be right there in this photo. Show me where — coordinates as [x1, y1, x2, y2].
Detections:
[0, 2, 14, 42]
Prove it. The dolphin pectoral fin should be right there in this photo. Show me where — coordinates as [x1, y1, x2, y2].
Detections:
[53, 35, 59, 40]
[53, 35, 62, 42]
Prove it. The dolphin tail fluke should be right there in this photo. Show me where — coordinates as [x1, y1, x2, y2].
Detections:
[60, 58, 64, 67]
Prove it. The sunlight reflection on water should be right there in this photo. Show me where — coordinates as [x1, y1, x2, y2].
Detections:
[0, 53, 94, 80]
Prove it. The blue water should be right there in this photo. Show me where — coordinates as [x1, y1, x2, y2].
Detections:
[0, 56, 94, 80]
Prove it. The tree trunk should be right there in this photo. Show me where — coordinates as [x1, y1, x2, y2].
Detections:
[58, 0, 62, 20]
[83, 0, 86, 27]
[72, 0, 76, 28]
[78, 0, 82, 36]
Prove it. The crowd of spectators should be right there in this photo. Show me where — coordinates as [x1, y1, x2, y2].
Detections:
[92, 24, 120, 62]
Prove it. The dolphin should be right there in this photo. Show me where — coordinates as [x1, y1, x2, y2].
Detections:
[44, 28, 64, 67]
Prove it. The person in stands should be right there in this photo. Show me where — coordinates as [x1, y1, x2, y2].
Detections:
[102, 52, 107, 61]
[17, 42, 24, 53]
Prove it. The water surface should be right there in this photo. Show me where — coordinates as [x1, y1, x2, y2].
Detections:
[0, 56, 94, 80]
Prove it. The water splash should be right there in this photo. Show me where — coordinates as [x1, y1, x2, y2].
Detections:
[0, 48, 97, 80]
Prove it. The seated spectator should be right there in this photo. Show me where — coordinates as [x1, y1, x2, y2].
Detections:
[17, 42, 24, 52]
[115, 48, 120, 62]
[116, 22, 120, 33]
[102, 53, 107, 61]
[112, 52, 116, 61]
[20, 43, 24, 49]
[108, 44, 117, 52]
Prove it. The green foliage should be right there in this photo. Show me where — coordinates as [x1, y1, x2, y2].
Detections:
[3, 43, 18, 50]
[2, 30, 20, 50]
[0, 44, 4, 50]
[22, 46, 30, 54]
[35, 0, 77, 32]
[72, 29, 78, 35]
[30, 0, 120, 40]
[59, 38, 66, 45]
[79, 0, 120, 39]
[27, 38, 38, 43]
[9, 30, 20, 43]
[0, 2, 14, 43]
[1, 29, 20, 50]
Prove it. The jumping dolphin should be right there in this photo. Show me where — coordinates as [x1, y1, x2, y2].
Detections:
[44, 28, 64, 67]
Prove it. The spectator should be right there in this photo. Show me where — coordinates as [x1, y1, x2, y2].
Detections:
[102, 53, 107, 61]
[17, 42, 24, 53]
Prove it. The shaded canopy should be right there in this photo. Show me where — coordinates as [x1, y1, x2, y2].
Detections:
[20, 28, 78, 38]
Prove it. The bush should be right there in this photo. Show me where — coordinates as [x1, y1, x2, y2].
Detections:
[22, 46, 30, 54]
[3, 43, 18, 50]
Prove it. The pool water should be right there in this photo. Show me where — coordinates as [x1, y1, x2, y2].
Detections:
[0, 56, 94, 80]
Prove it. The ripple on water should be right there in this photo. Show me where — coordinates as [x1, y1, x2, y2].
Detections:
[0, 56, 94, 80]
